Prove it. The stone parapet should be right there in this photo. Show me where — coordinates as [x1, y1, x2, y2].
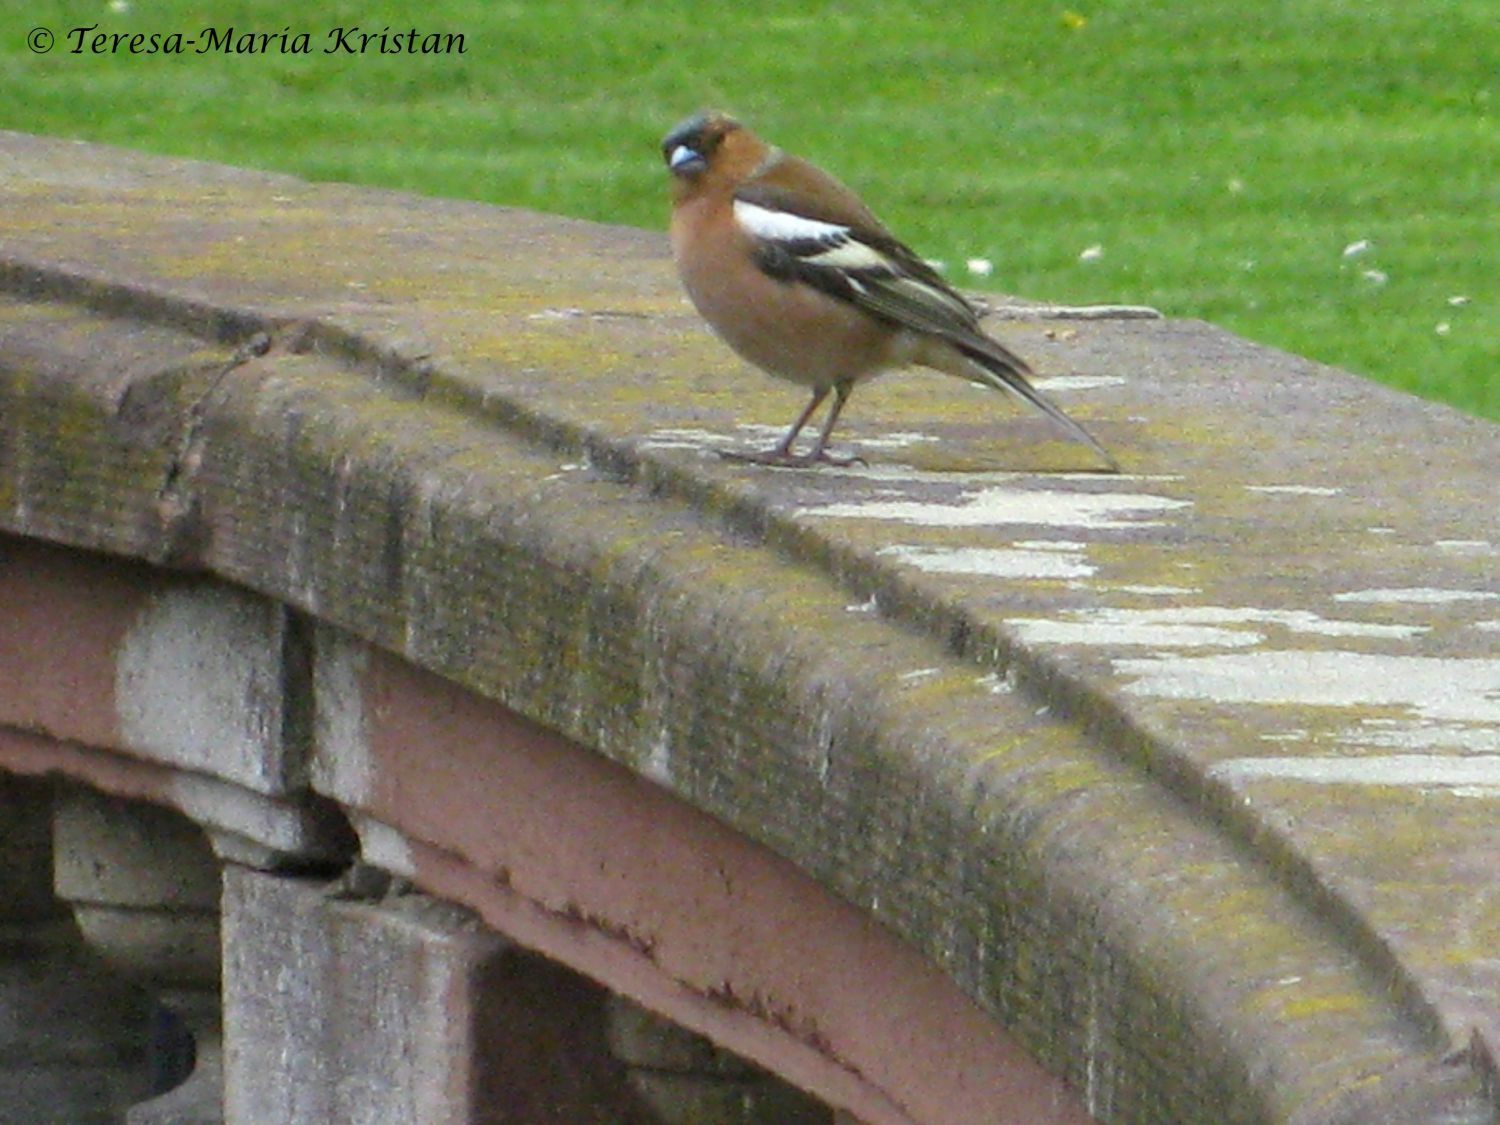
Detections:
[2, 130, 1498, 1123]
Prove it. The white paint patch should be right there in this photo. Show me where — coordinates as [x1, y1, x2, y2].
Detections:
[832, 466, 1179, 486]
[1334, 587, 1500, 605]
[1436, 540, 1493, 554]
[1032, 375, 1129, 392]
[1014, 618, 1256, 648]
[1339, 721, 1500, 753]
[1212, 755, 1500, 790]
[732, 423, 798, 441]
[1118, 651, 1500, 724]
[844, 431, 943, 450]
[800, 487, 1188, 529]
[117, 587, 284, 791]
[1112, 585, 1199, 596]
[1008, 606, 1424, 649]
[734, 200, 850, 243]
[639, 427, 729, 450]
[833, 465, 1024, 485]
[881, 545, 1095, 579]
[1014, 539, 1089, 551]
[1245, 485, 1343, 496]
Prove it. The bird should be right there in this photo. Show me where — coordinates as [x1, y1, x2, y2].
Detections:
[661, 111, 1118, 471]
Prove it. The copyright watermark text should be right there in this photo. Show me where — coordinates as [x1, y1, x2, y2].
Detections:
[28, 25, 466, 56]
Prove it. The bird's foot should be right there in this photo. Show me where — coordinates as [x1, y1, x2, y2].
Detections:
[718, 447, 866, 468]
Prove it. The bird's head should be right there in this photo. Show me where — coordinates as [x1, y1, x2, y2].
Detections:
[661, 111, 744, 180]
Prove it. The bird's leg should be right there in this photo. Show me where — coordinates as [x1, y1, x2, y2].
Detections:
[773, 386, 830, 456]
[802, 380, 865, 466]
[721, 386, 854, 466]
[719, 383, 866, 468]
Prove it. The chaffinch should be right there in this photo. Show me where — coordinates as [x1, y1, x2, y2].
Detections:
[662, 111, 1117, 470]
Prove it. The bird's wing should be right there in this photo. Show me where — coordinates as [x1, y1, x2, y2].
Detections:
[732, 184, 984, 340]
[733, 172, 1117, 470]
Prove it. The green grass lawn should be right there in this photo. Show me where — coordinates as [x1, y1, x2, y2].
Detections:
[4, 1, 1495, 418]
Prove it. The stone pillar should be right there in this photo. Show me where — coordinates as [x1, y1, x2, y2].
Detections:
[226, 866, 802, 1123]
[223, 866, 515, 1124]
[50, 786, 223, 1123]
[0, 774, 152, 1124]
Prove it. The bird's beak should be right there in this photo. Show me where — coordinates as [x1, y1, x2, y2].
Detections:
[667, 144, 705, 174]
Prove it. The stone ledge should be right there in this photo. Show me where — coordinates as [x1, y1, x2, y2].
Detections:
[3, 130, 1499, 1123]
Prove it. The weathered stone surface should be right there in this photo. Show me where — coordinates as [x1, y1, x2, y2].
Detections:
[0, 534, 351, 864]
[0, 533, 302, 796]
[309, 627, 1076, 1125]
[223, 866, 640, 1125]
[4, 130, 1500, 1122]
[52, 788, 221, 989]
